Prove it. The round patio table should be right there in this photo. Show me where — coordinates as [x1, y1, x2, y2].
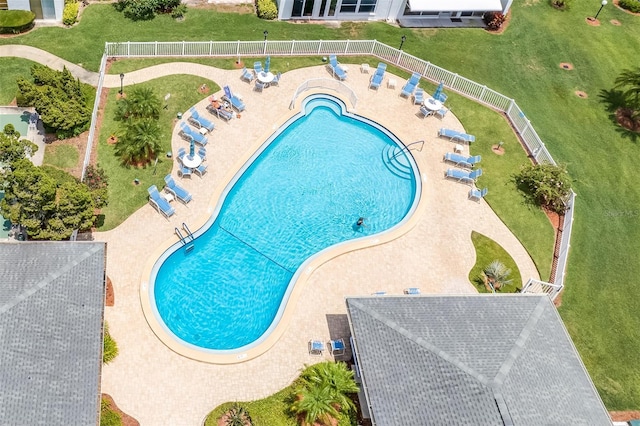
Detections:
[257, 72, 275, 84]
[182, 154, 202, 169]
[423, 97, 443, 111]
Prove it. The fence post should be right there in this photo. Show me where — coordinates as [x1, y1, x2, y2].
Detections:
[371, 40, 376, 55]
[318, 40, 323, 55]
[506, 99, 515, 116]
[479, 85, 487, 102]
[345, 40, 350, 54]
[127, 41, 130, 57]
[423, 61, 430, 77]
[451, 73, 458, 88]
[395, 50, 402, 65]
[209, 41, 213, 56]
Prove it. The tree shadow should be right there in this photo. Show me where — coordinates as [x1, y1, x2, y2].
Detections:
[598, 88, 640, 143]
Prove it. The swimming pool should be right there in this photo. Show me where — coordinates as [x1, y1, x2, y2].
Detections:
[0, 113, 29, 138]
[149, 94, 420, 356]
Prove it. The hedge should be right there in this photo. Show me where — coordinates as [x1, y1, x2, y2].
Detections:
[0, 10, 36, 34]
[63, 1, 80, 26]
[619, 0, 640, 13]
[256, 0, 277, 19]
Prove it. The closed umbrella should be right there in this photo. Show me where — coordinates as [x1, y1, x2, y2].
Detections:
[189, 138, 195, 159]
[433, 81, 444, 101]
[265, 56, 271, 73]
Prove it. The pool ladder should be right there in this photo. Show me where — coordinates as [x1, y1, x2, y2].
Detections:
[175, 223, 195, 253]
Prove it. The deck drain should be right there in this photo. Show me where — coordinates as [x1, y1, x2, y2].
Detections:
[560, 62, 574, 70]
[610, 19, 621, 26]
[575, 91, 588, 99]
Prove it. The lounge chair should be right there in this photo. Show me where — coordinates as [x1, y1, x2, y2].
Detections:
[469, 187, 488, 201]
[222, 86, 246, 112]
[400, 72, 421, 98]
[413, 88, 424, 105]
[187, 107, 215, 132]
[179, 123, 208, 146]
[194, 164, 208, 177]
[438, 128, 476, 144]
[418, 105, 433, 118]
[206, 103, 233, 121]
[328, 55, 347, 81]
[368, 63, 386, 90]
[444, 152, 481, 168]
[404, 287, 421, 295]
[148, 185, 175, 218]
[445, 168, 483, 185]
[330, 338, 345, 356]
[253, 61, 263, 75]
[309, 339, 324, 355]
[164, 175, 192, 204]
[435, 107, 449, 119]
[240, 67, 254, 83]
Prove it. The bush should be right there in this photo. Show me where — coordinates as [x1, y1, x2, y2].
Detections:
[0, 10, 36, 34]
[619, 0, 640, 13]
[170, 3, 187, 18]
[62, 1, 79, 25]
[100, 399, 122, 426]
[115, 0, 185, 20]
[483, 11, 505, 31]
[103, 323, 119, 364]
[550, 0, 573, 10]
[256, 0, 278, 20]
[515, 163, 572, 214]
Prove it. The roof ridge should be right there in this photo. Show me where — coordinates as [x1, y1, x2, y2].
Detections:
[0, 244, 103, 315]
[349, 299, 492, 386]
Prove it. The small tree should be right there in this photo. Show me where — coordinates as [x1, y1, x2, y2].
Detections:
[103, 322, 119, 364]
[224, 404, 252, 426]
[115, 86, 161, 121]
[114, 118, 163, 165]
[481, 260, 513, 292]
[83, 164, 109, 209]
[515, 163, 572, 214]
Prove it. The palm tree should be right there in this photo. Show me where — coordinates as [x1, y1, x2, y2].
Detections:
[482, 260, 513, 292]
[300, 361, 359, 413]
[291, 384, 339, 426]
[615, 67, 640, 111]
[114, 118, 162, 165]
[115, 86, 161, 121]
[224, 404, 252, 426]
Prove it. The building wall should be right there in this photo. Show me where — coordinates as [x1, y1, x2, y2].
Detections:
[6, 0, 30, 11]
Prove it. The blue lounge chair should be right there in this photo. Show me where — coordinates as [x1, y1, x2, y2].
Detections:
[444, 152, 481, 168]
[188, 107, 215, 132]
[179, 123, 208, 146]
[368, 62, 386, 90]
[413, 88, 424, 105]
[222, 86, 246, 112]
[148, 185, 175, 218]
[206, 103, 233, 121]
[194, 164, 208, 177]
[469, 187, 488, 201]
[330, 338, 345, 356]
[328, 55, 347, 81]
[164, 175, 192, 204]
[438, 128, 476, 144]
[400, 72, 421, 98]
[404, 287, 421, 295]
[309, 339, 324, 355]
[445, 168, 483, 185]
[240, 67, 254, 83]
[253, 61, 263, 75]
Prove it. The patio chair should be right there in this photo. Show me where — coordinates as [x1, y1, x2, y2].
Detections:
[222, 86, 246, 112]
[445, 168, 483, 185]
[188, 107, 215, 132]
[328, 55, 347, 81]
[198, 146, 207, 161]
[438, 128, 476, 144]
[164, 175, 192, 204]
[412, 88, 424, 105]
[469, 187, 488, 201]
[177, 165, 192, 179]
[270, 72, 281, 86]
[330, 338, 345, 356]
[240, 67, 254, 83]
[148, 185, 175, 219]
[418, 105, 433, 118]
[194, 164, 208, 177]
[404, 287, 421, 295]
[179, 123, 208, 146]
[438, 93, 448, 103]
[309, 339, 325, 355]
[435, 107, 449, 119]
[253, 61, 263, 75]
[176, 147, 186, 160]
[254, 81, 266, 92]
[444, 152, 481, 168]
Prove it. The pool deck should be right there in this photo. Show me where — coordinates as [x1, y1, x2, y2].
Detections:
[97, 64, 540, 425]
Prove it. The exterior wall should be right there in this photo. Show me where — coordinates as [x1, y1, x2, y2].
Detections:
[6, 0, 30, 11]
[53, 0, 63, 20]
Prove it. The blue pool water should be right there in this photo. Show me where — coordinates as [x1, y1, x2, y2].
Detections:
[151, 95, 420, 352]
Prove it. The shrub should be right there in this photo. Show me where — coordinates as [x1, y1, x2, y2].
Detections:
[550, 0, 573, 10]
[170, 3, 187, 18]
[481, 260, 513, 292]
[483, 11, 505, 31]
[515, 163, 572, 214]
[256, 0, 278, 20]
[100, 399, 122, 426]
[0, 10, 36, 34]
[62, 1, 79, 25]
[115, 0, 185, 20]
[156, 0, 181, 13]
[619, 0, 640, 13]
[103, 323, 119, 364]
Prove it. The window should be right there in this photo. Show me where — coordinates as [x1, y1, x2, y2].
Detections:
[340, 0, 357, 13]
[358, 0, 376, 13]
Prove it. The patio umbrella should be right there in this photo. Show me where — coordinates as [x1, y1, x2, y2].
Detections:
[189, 138, 195, 159]
[265, 56, 271, 73]
[433, 81, 444, 101]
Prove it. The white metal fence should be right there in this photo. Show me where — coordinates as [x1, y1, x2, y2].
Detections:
[289, 78, 358, 110]
[95, 39, 574, 295]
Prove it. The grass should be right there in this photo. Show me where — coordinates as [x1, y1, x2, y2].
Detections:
[43, 144, 79, 170]
[469, 231, 522, 293]
[96, 75, 219, 230]
[0, 57, 37, 104]
[204, 387, 297, 426]
[2, 0, 640, 409]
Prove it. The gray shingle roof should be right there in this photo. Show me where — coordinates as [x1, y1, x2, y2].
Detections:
[346, 295, 612, 426]
[0, 242, 106, 426]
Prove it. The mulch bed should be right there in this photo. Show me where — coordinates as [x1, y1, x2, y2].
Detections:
[611, 411, 640, 421]
[102, 394, 140, 426]
[106, 276, 114, 306]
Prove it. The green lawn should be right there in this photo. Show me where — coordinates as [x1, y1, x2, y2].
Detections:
[0, 57, 37, 104]
[469, 231, 522, 293]
[96, 75, 219, 230]
[2, 0, 640, 409]
[43, 144, 79, 170]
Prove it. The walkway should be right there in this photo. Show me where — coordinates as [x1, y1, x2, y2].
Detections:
[0, 47, 540, 425]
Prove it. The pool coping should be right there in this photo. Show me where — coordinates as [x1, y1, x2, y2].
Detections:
[138, 89, 430, 364]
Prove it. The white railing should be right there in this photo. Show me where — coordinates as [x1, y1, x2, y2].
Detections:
[81, 52, 108, 182]
[521, 278, 564, 300]
[97, 40, 574, 294]
[289, 78, 357, 110]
